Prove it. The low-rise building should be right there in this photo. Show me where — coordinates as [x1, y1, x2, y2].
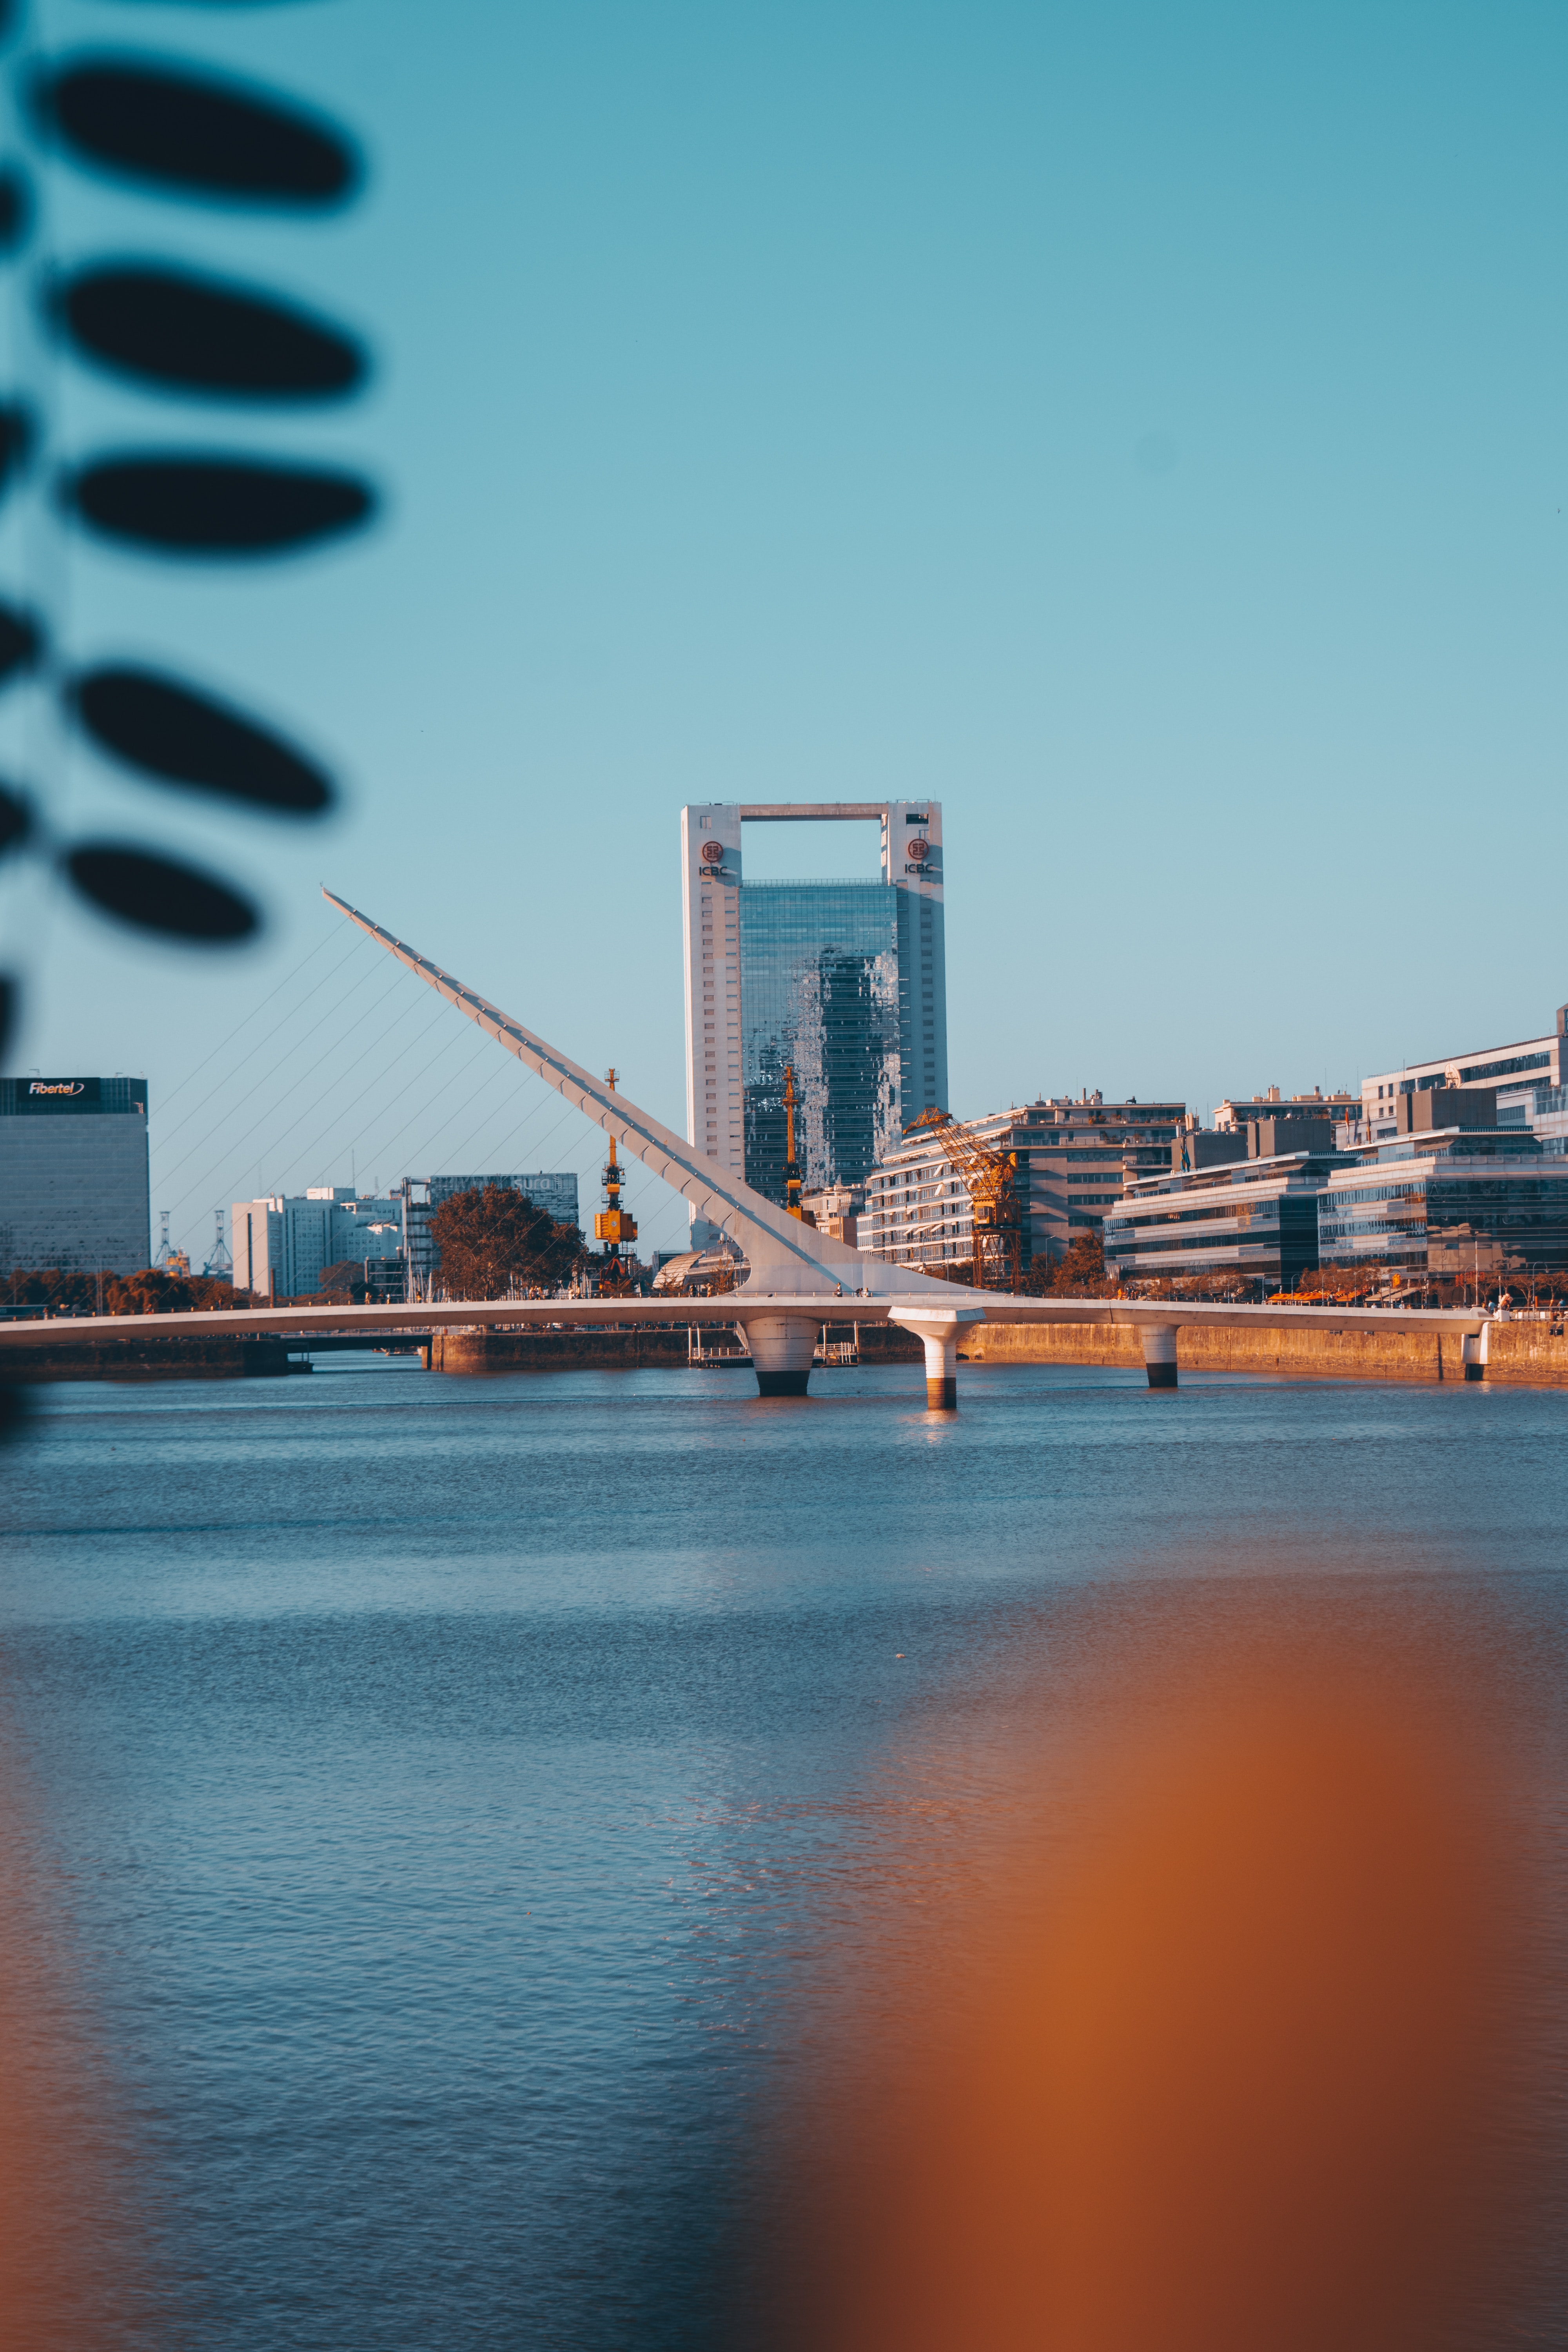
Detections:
[230, 1187, 405, 1300]
[1105, 1147, 1350, 1291]
[1360, 1009, 1568, 1139]
[800, 1181, 862, 1245]
[0, 1075, 150, 1272]
[859, 1096, 1184, 1277]
[1215, 1086, 1360, 1133]
[1106, 1121, 1568, 1290]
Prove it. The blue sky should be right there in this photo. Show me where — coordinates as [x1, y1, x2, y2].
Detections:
[5, 0, 1564, 1262]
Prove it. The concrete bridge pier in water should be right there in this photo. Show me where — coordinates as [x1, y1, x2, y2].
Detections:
[743, 1315, 820, 1399]
[1142, 1324, 1179, 1389]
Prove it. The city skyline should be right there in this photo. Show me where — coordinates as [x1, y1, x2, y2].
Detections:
[3, 0, 1560, 1263]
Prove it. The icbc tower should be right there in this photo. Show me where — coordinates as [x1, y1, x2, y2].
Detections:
[680, 802, 948, 1239]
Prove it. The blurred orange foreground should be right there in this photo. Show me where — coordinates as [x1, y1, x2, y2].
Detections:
[750, 1629, 1525, 2352]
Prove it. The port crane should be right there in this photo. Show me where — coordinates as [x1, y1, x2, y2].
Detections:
[904, 1107, 1023, 1293]
[783, 1063, 804, 1219]
[594, 1068, 639, 1291]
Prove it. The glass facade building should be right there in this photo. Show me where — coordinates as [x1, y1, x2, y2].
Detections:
[681, 802, 948, 1222]
[1105, 1128, 1568, 1290]
[739, 881, 901, 1202]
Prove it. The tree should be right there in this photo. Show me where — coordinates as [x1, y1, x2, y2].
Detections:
[317, 1260, 371, 1302]
[429, 1183, 584, 1298]
[105, 1269, 233, 1314]
[1025, 1230, 1108, 1296]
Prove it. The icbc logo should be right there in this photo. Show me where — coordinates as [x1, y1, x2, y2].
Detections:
[907, 837, 930, 862]
[700, 840, 725, 864]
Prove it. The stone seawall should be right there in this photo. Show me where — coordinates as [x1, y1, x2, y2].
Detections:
[0, 1336, 309, 1382]
[427, 1323, 923, 1374]
[962, 1320, 1568, 1387]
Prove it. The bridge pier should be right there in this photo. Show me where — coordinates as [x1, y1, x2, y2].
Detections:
[888, 1312, 965, 1410]
[920, 1327, 957, 1410]
[1142, 1324, 1178, 1389]
[742, 1314, 818, 1398]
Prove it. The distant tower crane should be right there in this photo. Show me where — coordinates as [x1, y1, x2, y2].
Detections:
[904, 1107, 1023, 1293]
[594, 1068, 639, 1287]
[783, 1063, 804, 1218]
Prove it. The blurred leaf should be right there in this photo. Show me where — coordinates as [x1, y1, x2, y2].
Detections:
[31, 54, 361, 208]
[0, 780, 31, 854]
[0, 602, 42, 684]
[70, 664, 332, 814]
[0, 166, 32, 256]
[52, 261, 366, 401]
[64, 840, 260, 939]
[62, 452, 376, 555]
[0, 402, 37, 499]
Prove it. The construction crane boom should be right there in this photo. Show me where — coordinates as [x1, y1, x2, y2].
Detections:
[904, 1107, 1023, 1292]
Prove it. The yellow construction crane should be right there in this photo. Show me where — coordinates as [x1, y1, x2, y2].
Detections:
[904, 1107, 1023, 1292]
[783, 1063, 803, 1218]
[594, 1068, 639, 1288]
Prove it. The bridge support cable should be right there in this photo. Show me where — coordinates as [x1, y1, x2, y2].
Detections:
[156, 960, 417, 1216]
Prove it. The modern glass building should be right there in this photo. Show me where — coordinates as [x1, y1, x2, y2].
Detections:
[739, 881, 901, 1204]
[0, 1075, 150, 1272]
[1104, 1126, 1568, 1290]
[681, 801, 947, 1223]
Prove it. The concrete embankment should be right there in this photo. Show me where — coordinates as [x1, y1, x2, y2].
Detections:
[963, 1319, 1568, 1387]
[0, 1334, 310, 1382]
[426, 1323, 922, 1374]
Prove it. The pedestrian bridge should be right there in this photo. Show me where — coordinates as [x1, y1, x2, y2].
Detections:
[0, 889, 1495, 1409]
[0, 1287, 1495, 1410]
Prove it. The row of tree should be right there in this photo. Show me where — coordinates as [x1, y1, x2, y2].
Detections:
[2, 1185, 589, 1314]
[2, 1266, 237, 1314]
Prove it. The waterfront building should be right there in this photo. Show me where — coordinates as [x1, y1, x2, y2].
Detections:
[0, 1075, 150, 1271]
[1105, 1148, 1353, 1290]
[1361, 1009, 1568, 1139]
[400, 1172, 580, 1292]
[799, 1181, 862, 1245]
[681, 802, 947, 1231]
[860, 1096, 1184, 1277]
[1215, 1087, 1359, 1134]
[1106, 1120, 1568, 1289]
[230, 1187, 405, 1300]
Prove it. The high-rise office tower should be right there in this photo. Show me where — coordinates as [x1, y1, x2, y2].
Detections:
[681, 802, 947, 1229]
[0, 1075, 150, 1271]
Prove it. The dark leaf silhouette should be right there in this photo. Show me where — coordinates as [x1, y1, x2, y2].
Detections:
[0, 602, 42, 684]
[32, 56, 359, 208]
[71, 665, 332, 815]
[64, 840, 259, 939]
[53, 262, 366, 401]
[0, 780, 31, 854]
[0, 166, 31, 255]
[0, 1382, 27, 1447]
[63, 453, 376, 554]
[0, 401, 36, 499]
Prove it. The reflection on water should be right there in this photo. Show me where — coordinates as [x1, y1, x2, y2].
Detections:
[1, 1361, 1565, 2348]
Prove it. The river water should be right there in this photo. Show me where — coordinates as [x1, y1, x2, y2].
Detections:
[3, 1358, 1566, 2348]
